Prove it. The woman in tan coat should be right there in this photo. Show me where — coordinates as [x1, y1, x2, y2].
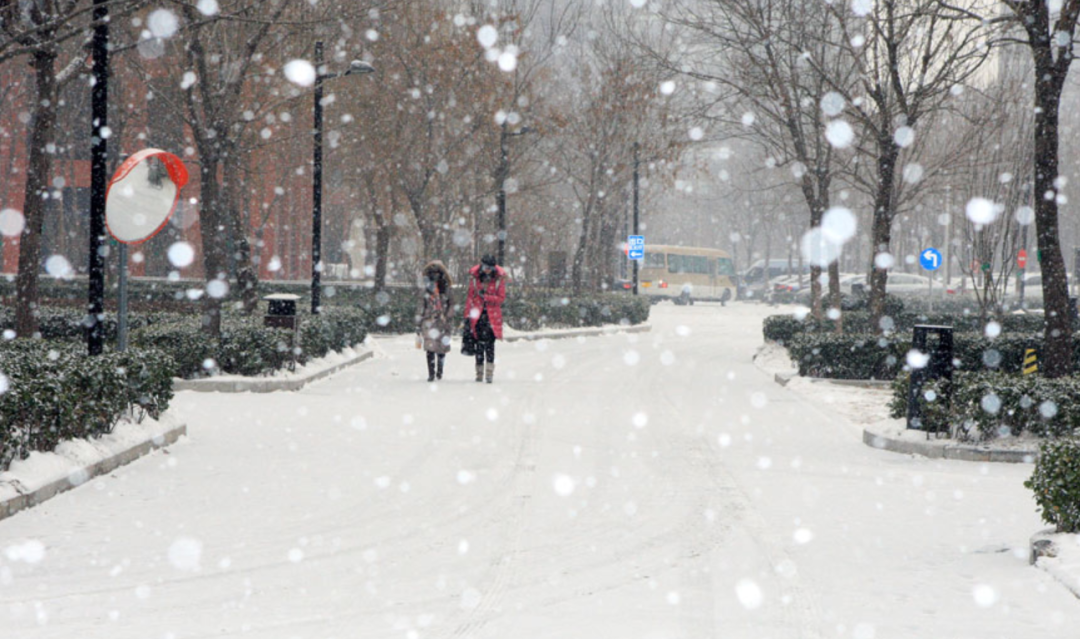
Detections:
[416, 261, 454, 381]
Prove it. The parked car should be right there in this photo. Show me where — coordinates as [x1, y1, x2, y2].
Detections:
[739, 259, 811, 300]
[1004, 271, 1073, 305]
[842, 272, 960, 298]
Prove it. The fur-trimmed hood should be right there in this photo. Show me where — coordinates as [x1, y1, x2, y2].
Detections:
[421, 260, 452, 288]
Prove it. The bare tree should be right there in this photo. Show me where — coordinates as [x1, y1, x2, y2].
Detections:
[654, 0, 861, 325]
[803, 0, 989, 331]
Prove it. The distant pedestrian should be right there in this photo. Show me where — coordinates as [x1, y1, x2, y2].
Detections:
[416, 261, 453, 382]
[465, 254, 507, 383]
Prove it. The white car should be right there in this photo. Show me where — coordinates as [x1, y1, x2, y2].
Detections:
[842, 272, 959, 297]
[1007, 271, 1073, 303]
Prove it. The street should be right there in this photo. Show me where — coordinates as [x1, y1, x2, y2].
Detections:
[2, 303, 1077, 638]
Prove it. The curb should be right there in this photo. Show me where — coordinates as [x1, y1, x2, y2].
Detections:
[0, 423, 187, 522]
[862, 428, 1038, 463]
[1029, 530, 1080, 600]
[173, 349, 373, 393]
[505, 323, 651, 343]
[807, 378, 892, 389]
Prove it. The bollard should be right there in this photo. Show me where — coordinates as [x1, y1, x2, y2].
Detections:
[907, 325, 954, 432]
[1023, 348, 1038, 375]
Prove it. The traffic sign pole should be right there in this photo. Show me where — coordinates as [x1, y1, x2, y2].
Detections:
[921, 248, 942, 313]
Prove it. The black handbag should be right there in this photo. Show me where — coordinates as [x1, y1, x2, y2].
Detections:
[461, 325, 477, 356]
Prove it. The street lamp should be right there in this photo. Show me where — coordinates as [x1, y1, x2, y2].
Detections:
[632, 142, 640, 296]
[87, 0, 110, 356]
[495, 122, 532, 267]
[312, 41, 374, 315]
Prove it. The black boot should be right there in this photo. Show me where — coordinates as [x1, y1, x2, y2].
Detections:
[426, 353, 435, 382]
[436, 354, 444, 380]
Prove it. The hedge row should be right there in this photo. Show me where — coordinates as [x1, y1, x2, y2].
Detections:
[763, 310, 1047, 345]
[0, 342, 175, 471]
[1026, 438, 1080, 533]
[129, 307, 370, 379]
[890, 372, 1080, 441]
[786, 331, 1061, 381]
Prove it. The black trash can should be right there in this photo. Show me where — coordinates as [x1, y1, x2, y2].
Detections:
[907, 324, 954, 432]
[264, 293, 301, 331]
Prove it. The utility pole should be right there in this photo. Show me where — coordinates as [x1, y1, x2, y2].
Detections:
[87, 0, 109, 356]
[632, 142, 640, 296]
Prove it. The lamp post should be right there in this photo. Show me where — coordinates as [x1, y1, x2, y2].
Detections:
[632, 142, 640, 296]
[1019, 180, 1032, 305]
[495, 122, 532, 267]
[87, 0, 109, 356]
[312, 41, 374, 315]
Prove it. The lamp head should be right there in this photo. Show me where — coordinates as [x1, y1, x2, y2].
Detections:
[347, 60, 376, 75]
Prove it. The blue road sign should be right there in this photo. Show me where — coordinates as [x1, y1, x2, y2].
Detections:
[628, 235, 645, 261]
[920, 247, 942, 271]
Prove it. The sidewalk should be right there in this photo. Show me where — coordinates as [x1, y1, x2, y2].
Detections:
[0, 414, 186, 522]
[754, 339, 1080, 602]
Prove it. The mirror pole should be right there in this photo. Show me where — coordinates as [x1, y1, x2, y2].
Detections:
[117, 243, 129, 352]
[87, 0, 109, 356]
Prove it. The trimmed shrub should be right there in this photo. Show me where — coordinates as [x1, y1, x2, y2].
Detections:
[891, 371, 1080, 441]
[1025, 438, 1080, 533]
[787, 332, 908, 380]
[130, 311, 368, 379]
[763, 310, 1046, 345]
[0, 342, 175, 470]
[888, 372, 952, 434]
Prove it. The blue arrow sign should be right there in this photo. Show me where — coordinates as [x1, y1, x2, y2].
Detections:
[920, 247, 942, 271]
[628, 235, 645, 261]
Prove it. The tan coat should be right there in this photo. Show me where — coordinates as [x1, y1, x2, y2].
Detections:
[416, 262, 454, 354]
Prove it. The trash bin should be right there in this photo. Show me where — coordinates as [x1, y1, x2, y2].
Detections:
[264, 293, 301, 330]
[907, 324, 954, 432]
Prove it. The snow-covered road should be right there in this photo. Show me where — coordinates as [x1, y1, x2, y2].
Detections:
[2, 303, 1077, 638]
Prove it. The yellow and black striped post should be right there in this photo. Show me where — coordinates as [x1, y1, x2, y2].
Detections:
[1023, 348, 1038, 375]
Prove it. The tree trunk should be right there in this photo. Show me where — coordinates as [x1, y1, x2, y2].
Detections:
[868, 135, 900, 332]
[1033, 83, 1071, 377]
[15, 49, 59, 338]
[198, 154, 227, 336]
[571, 201, 594, 292]
[225, 156, 259, 314]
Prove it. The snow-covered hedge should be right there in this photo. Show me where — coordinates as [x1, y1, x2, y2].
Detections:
[764, 310, 1046, 345]
[1026, 438, 1080, 533]
[789, 330, 1056, 381]
[0, 342, 175, 471]
[130, 308, 369, 379]
[891, 372, 1080, 441]
[788, 333, 906, 380]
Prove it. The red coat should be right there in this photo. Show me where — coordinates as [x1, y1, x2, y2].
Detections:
[465, 265, 507, 339]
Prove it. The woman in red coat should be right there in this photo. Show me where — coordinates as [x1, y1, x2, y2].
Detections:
[465, 254, 507, 383]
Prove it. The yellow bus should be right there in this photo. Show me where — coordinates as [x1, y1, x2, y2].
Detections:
[636, 245, 737, 304]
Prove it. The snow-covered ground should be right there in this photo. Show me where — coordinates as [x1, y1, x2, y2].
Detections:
[1, 302, 1078, 638]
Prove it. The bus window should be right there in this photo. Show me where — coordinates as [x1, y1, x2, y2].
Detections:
[717, 258, 735, 276]
[644, 252, 666, 269]
[670, 255, 709, 274]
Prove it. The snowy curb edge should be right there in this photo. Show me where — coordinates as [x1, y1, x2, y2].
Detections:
[505, 323, 651, 343]
[1029, 530, 1080, 600]
[862, 428, 1038, 463]
[173, 349, 374, 393]
[0, 423, 187, 523]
